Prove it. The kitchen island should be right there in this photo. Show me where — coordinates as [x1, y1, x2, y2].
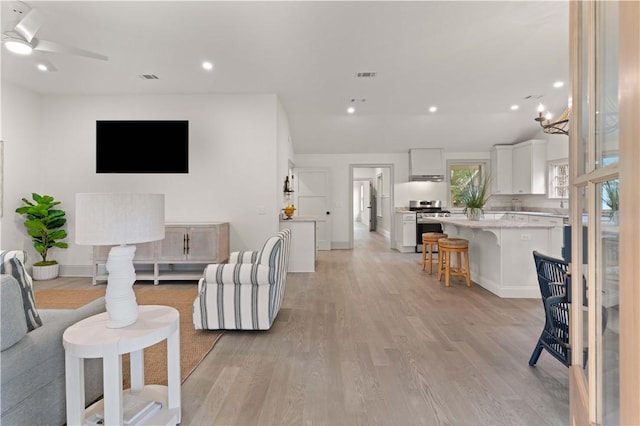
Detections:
[280, 216, 317, 272]
[432, 217, 559, 298]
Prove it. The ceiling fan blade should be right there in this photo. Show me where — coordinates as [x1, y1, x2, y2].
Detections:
[33, 38, 108, 61]
[14, 8, 44, 43]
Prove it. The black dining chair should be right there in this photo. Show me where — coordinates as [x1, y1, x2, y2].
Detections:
[529, 250, 609, 368]
[529, 251, 571, 367]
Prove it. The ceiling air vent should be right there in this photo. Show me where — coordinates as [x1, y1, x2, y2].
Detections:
[138, 74, 159, 80]
[355, 72, 377, 78]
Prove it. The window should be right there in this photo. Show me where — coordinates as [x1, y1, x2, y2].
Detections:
[548, 159, 569, 200]
[448, 162, 487, 208]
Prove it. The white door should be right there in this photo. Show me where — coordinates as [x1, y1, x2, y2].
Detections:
[295, 168, 331, 250]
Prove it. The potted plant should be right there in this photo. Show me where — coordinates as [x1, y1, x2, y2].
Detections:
[459, 171, 491, 220]
[15, 193, 69, 280]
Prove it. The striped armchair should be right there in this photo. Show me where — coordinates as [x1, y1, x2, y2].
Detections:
[193, 229, 291, 330]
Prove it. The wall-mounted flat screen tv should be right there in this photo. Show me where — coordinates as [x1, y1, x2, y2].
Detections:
[96, 120, 189, 173]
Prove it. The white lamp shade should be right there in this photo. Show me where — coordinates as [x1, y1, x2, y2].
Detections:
[75, 193, 165, 246]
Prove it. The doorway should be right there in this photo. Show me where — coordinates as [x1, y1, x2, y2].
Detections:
[349, 164, 394, 249]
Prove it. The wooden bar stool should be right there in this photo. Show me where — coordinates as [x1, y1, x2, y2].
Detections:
[421, 232, 448, 273]
[437, 238, 471, 288]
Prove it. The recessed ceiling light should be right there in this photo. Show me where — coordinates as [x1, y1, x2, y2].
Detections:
[347, 106, 355, 114]
[429, 106, 437, 113]
[510, 105, 519, 111]
[202, 61, 214, 71]
[553, 81, 564, 88]
[37, 64, 48, 71]
[4, 38, 33, 55]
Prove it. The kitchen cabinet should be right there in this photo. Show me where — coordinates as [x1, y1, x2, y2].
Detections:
[491, 140, 547, 195]
[490, 145, 513, 194]
[394, 212, 416, 252]
[512, 139, 547, 194]
[93, 223, 229, 285]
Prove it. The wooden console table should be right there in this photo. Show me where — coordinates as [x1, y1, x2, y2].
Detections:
[92, 222, 229, 285]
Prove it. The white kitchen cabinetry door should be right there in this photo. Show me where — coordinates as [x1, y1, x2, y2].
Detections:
[295, 168, 331, 250]
[512, 140, 547, 194]
[491, 145, 513, 194]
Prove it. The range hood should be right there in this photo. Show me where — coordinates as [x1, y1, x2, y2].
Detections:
[409, 148, 445, 182]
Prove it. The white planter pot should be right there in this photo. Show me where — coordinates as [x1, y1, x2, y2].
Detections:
[32, 263, 60, 281]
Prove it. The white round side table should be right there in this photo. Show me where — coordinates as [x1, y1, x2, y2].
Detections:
[63, 305, 181, 426]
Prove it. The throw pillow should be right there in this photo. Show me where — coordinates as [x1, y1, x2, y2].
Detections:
[0, 250, 35, 287]
[1, 257, 43, 331]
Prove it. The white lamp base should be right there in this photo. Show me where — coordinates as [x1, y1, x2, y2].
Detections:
[105, 245, 138, 328]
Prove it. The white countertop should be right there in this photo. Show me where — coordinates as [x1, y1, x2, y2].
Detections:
[280, 216, 318, 222]
[432, 217, 556, 228]
[396, 208, 567, 219]
[490, 211, 568, 218]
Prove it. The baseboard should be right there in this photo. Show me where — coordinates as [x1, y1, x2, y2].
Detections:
[377, 229, 390, 238]
[59, 265, 93, 277]
[331, 241, 350, 250]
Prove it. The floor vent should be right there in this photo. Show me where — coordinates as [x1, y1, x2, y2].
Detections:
[139, 74, 159, 80]
[355, 72, 377, 78]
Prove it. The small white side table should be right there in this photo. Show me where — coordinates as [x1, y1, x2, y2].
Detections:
[63, 305, 181, 426]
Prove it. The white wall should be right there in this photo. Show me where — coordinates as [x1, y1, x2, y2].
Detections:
[1, 83, 294, 274]
[546, 133, 569, 160]
[0, 84, 43, 249]
[276, 96, 295, 210]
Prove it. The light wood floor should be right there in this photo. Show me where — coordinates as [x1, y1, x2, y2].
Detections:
[42, 223, 569, 425]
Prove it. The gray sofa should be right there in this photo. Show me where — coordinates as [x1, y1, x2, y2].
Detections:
[1, 274, 106, 426]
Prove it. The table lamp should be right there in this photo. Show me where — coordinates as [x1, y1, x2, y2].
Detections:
[75, 193, 165, 328]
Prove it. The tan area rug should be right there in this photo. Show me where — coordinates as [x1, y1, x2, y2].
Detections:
[35, 286, 223, 388]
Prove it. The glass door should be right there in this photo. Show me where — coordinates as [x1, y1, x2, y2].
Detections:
[569, 1, 639, 423]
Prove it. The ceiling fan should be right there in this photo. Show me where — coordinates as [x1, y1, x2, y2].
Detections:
[1, 2, 108, 72]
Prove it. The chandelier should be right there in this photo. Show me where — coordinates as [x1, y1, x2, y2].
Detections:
[535, 104, 569, 136]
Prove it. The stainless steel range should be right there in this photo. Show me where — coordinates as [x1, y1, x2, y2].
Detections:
[409, 200, 450, 253]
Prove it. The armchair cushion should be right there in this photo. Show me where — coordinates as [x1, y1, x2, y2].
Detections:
[1, 275, 28, 351]
[194, 229, 291, 330]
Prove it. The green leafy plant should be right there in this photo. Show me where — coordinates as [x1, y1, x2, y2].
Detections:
[15, 193, 68, 266]
[459, 171, 491, 213]
[603, 180, 619, 212]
